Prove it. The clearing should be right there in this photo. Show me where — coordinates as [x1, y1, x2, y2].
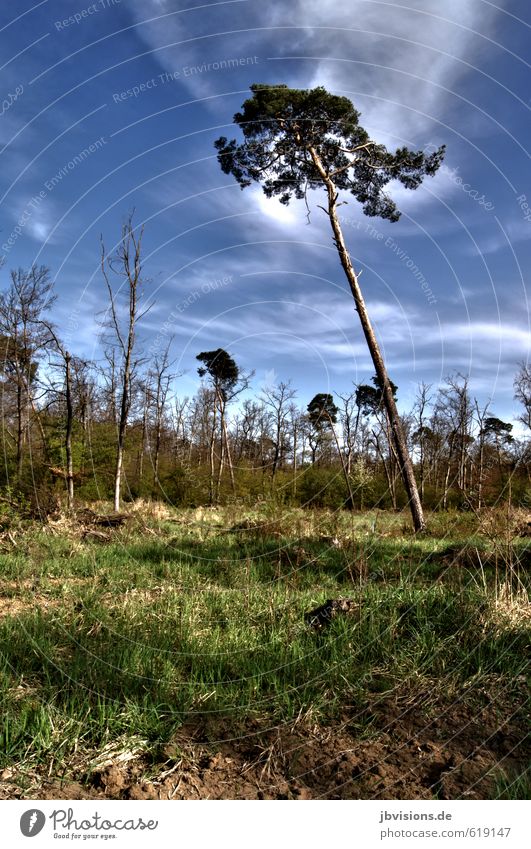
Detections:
[0, 503, 529, 800]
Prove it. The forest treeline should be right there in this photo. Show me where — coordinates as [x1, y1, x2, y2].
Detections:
[1, 244, 530, 518]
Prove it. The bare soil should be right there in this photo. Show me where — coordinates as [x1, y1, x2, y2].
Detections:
[3, 677, 528, 801]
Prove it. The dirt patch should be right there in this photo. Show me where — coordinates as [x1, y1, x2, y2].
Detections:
[0, 593, 57, 620]
[0, 577, 91, 620]
[4, 677, 527, 801]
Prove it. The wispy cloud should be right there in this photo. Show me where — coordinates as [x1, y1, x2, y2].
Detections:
[128, 0, 502, 145]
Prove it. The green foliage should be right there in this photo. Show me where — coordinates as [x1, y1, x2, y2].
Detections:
[349, 457, 375, 509]
[481, 416, 514, 443]
[494, 769, 531, 800]
[0, 486, 29, 528]
[307, 393, 338, 427]
[156, 465, 195, 506]
[215, 83, 445, 219]
[356, 374, 398, 416]
[297, 466, 349, 508]
[197, 348, 239, 399]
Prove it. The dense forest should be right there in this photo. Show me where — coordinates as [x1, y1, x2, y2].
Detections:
[1, 240, 529, 519]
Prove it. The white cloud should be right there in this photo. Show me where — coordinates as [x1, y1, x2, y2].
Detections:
[127, 0, 503, 146]
[441, 321, 531, 350]
[465, 217, 531, 257]
[303, 0, 504, 145]
[125, 0, 503, 247]
[253, 189, 298, 226]
[26, 215, 52, 242]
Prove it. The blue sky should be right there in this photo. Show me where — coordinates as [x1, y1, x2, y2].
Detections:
[0, 0, 529, 422]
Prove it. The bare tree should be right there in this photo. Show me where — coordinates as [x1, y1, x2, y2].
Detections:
[187, 388, 213, 467]
[136, 378, 150, 484]
[41, 333, 97, 509]
[101, 216, 150, 511]
[337, 388, 360, 476]
[287, 402, 304, 498]
[412, 382, 432, 504]
[41, 324, 78, 511]
[234, 399, 262, 464]
[514, 363, 531, 432]
[98, 348, 119, 425]
[148, 342, 177, 486]
[260, 380, 296, 480]
[435, 375, 474, 507]
[71, 357, 95, 437]
[0, 266, 55, 479]
[473, 399, 491, 509]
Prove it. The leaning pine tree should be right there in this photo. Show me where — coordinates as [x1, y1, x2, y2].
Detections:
[215, 84, 445, 532]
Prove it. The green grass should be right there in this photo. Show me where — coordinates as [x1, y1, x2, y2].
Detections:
[494, 767, 531, 800]
[0, 505, 529, 790]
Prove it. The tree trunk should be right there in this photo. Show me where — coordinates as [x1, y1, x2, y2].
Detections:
[29, 393, 51, 465]
[419, 444, 425, 503]
[272, 431, 280, 480]
[374, 430, 397, 509]
[326, 411, 354, 509]
[442, 436, 455, 511]
[114, 442, 123, 512]
[309, 146, 426, 531]
[114, 369, 130, 511]
[16, 381, 23, 478]
[154, 419, 162, 485]
[292, 421, 298, 499]
[208, 399, 217, 504]
[476, 446, 484, 510]
[101, 218, 144, 513]
[138, 386, 148, 484]
[221, 411, 236, 493]
[65, 353, 74, 511]
[215, 393, 225, 500]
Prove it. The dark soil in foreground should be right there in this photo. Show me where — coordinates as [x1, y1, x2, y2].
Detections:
[4, 679, 529, 801]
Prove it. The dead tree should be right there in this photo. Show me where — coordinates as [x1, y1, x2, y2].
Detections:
[260, 380, 297, 480]
[148, 341, 177, 485]
[412, 382, 432, 504]
[40, 322, 80, 511]
[101, 216, 150, 511]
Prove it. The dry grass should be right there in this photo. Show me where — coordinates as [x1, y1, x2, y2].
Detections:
[490, 583, 531, 629]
